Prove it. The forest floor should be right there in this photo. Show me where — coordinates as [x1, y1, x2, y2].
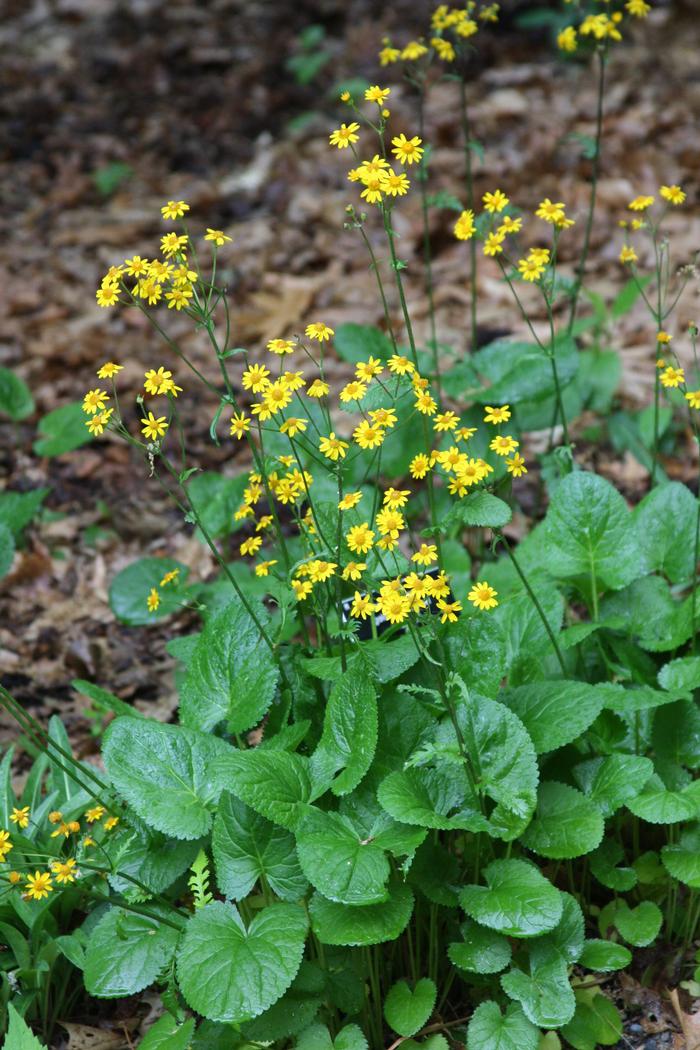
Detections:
[1, 0, 700, 1044]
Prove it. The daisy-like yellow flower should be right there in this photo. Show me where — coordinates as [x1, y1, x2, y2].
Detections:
[489, 434, 519, 457]
[160, 569, 180, 587]
[506, 452, 527, 477]
[410, 453, 431, 479]
[412, 543, 438, 566]
[498, 215, 523, 236]
[8, 871, 21, 885]
[230, 412, 250, 439]
[660, 184, 686, 206]
[660, 366, 685, 389]
[306, 322, 334, 342]
[432, 36, 455, 61]
[376, 507, 405, 540]
[96, 285, 120, 307]
[292, 579, 313, 601]
[383, 488, 410, 509]
[0, 830, 13, 861]
[307, 378, 330, 398]
[369, 407, 397, 429]
[626, 0, 651, 13]
[240, 536, 263, 557]
[165, 286, 193, 310]
[205, 228, 232, 245]
[146, 588, 160, 612]
[379, 43, 401, 64]
[437, 599, 462, 623]
[329, 122, 360, 149]
[342, 562, 366, 581]
[50, 858, 78, 885]
[365, 85, 390, 104]
[346, 523, 375, 554]
[518, 255, 547, 282]
[484, 404, 511, 424]
[360, 174, 384, 206]
[355, 357, 384, 382]
[454, 209, 475, 241]
[391, 133, 424, 166]
[24, 871, 53, 901]
[388, 354, 415, 376]
[339, 491, 363, 511]
[483, 232, 505, 257]
[255, 560, 278, 577]
[353, 420, 385, 449]
[377, 592, 411, 624]
[85, 805, 106, 823]
[379, 169, 410, 197]
[160, 233, 189, 257]
[144, 366, 173, 395]
[657, 331, 673, 344]
[141, 412, 168, 440]
[104, 816, 119, 831]
[557, 25, 577, 51]
[401, 40, 429, 61]
[628, 195, 655, 212]
[350, 591, 375, 619]
[124, 255, 150, 278]
[482, 189, 509, 213]
[82, 389, 109, 415]
[308, 560, 337, 584]
[415, 390, 437, 416]
[242, 363, 271, 392]
[267, 338, 295, 356]
[251, 402, 273, 422]
[455, 426, 477, 442]
[161, 200, 189, 220]
[86, 409, 113, 436]
[340, 380, 368, 403]
[536, 198, 566, 224]
[468, 580, 499, 610]
[319, 432, 349, 461]
[686, 391, 700, 409]
[619, 245, 638, 265]
[10, 807, 29, 830]
[434, 411, 459, 433]
[96, 362, 123, 379]
[280, 417, 308, 438]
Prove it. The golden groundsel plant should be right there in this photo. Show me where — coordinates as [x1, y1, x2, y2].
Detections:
[5, 2, 700, 1049]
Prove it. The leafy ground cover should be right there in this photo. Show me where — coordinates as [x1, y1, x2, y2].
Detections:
[1, 1, 700, 1048]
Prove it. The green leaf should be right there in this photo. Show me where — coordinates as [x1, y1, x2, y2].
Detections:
[92, 161, 133, 196]
[466, 1001, 540, 1050]
[443, 613, 508, 699]
[333, 324, 394, 364]
[633, 482, 698, 583]
[187, 471, 248, 539]
[0, 367, 33, 421]
[543, 471, 642, 590]
[242, 962, 325, 1041]
[213, 793, 307, 901]
[537, 891, 585, 965]
[661, 826, 700, 888]
[611, 274, 653, 318]
[384, 978, 436, 1037]
[573, 754, 653, 817]
[658, 655, 700, 696]
[309, 881, 414, 946]
[296, 1024, 369, 1050]
[311, 673, 377, 796]
[177, 900, 308, 1023]
[179, 600, 279, 733]
[494, 587, 564, 685]
[137, 1015, 195, 1050]
[296, 808, 389, 905]
[378, 763, 485, 833]
[599, 682, 678, 714]
[561, 993, 622, 1049]
[441, 491, 512, 531]
[0, 488, 48, 540]
[579, 940, 632, 972]
[103, 717, 233, 839]
[33, 401, 93, 456]
[448, 918, 512, 975]
[84, 906, 180, 998]
[501, 950, 575, 1029]
[601, 576, 692, 652]
[460, 860, 563, 938]
[109, 557, 187, 626]
[72, 678, 146, 720]
[107, 822, 199, 895]
[613, 900, 662, 947]
[626, 775, 700, 823]
[0, 524, 15, 579]
[474, 337, 579, 405]
[3, 1005, 47, 1050]
[652, 700, 700, 769]
[215, 749, 312, 831]
[503, 681, 604, 754]
[589, 839, 637, 892]
[521, 782, 604, 860]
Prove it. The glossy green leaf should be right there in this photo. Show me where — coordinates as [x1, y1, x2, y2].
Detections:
[109, 557, 187, 626]
[309, 881, 414, 946]
[501, 949, 575, 1028]
[441, 491, 512, 531]
[296, 808, 389, 905]
[633, 482, 698, 584]
[311, 672, 377, 796]
[460, 860, 563, 938]
[84, 906, 180, 998]
[0, 367, 33, 421]
[448, 918, 512, 975]
[661, 826, 700, 888]
[214, 749, 312, 831]
[578, 940, 632, 972]
[242, 962, 325, 1042]
[521, 782, 604, 859]
[176, 900, 308, 1023]
[466, 1000, 540, 1050]
[187, 471, 248, 538]
[573, 754, 653, 817]
[384, 978, 436, 1037]
[107, 822, 199, 895]
[34, 401, 93, 456]
[561, 994, 622, 1049]
[138, 1015, 196, 1050]
[653, 700, 700, 769]
[503, 681, 604, 754]
[4, 1005, 47, 1050]
[0, 487, 48, 539]
[627, 775, 700, 823]
[613, 901, 662, 947]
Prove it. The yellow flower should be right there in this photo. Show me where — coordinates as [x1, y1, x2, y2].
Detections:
[379, 43, 401, 65]
[428, 572, 451, 599]
[267, 338, 295, 355]
[256, 515, 273, 532]
[619, 245, 638, 265]
[8, 872, 21, 885]
[350, 591, 376, 619]
[339, 491, 363, 511]
[10, 807, 29, 830]
[437, 599, 462, 623]
[365, 85, 390, 104]
[468, 580, 498, 610]
[383, 487, 410, 509]
[85, 805, 105, 823]
[242, 364, 271, 392]
[96, 285, 120, 307]
[165, 286, 193, 310]
[86, 410, 113, 436]
[307, 379, 330, 398]
[657, 331, 672, 344]
[124, 255, 150, 277]
[369, 407, 397, 429]
[376, 507, 405, 539]
[506, 452, 528, 477]
[256, 560, 278, 577]
[401, 41, 429, 61]
[415, 391, 437, 416]
[280, 417, 308, 438]
[489, 434, 519, 457]
[230, 412, 251, 439]
[0, 830, 13, 861]
[484, 405, 511, 424]
[50, 859, 78, 885]
[329, 122, 361, 149]
[482, 189, 509, 213]
[346, 523, 375, 554]
[454, 209, 475, 241]
[377, 592, 411, 624]
[141, 412, 168, 440]
[355, 357, 384, 382]
[306, 322, 334, 342]
[82, 389, 109, 415]
[24, 871, 53, 901]
[353, 420, 385, 449]
[557, 25, 577, 51]
[410, 453, 431, 479]
[205, 228, 232, 245]
[660, 366, 685, 389]
[147, 588, 160, 612]
[160, 569, 180, 587]
[432, 36, 455, 61]
[483, 232, 505, 257]
[628, 195, 655, 212]
[391, 133, 424, 166]
[104, 816, 119, 831]
[412, 543, 438, 566]
[455, 426, 477, 442]
[340, 380, 368, 403]
[160, 232, 189, 256]
[240, 536, 263, 557]
[388, 354, 415, 376]
[536, 198, 566, 224]
[518, 255, 547, 281]
[144, 366, 173, 395]
[161, 200, 189, 220]
[96, 362, 123, 379]
[49, 811, 63, 824]
[686, 391, 700, 410]
[626, 0, 651, 15]
[342, 562, 366, 581]
[660, 184, 686, 206]
[380, 169, 410, 197]
[308, 560, 337, 583]
[319, 432, 349, 461]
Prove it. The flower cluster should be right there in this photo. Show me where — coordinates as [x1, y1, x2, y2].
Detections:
[378, 2, 501, 67]
[618, 185, 687, 267]
[558, 0, 652, 53]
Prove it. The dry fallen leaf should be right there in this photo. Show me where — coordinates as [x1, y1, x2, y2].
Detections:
[670, 987, 700, 1050]
[58, 1021, 130, 1050]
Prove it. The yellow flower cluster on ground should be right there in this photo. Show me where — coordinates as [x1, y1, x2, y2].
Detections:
[378, 3, 501, 68]
[557, 1, 651, 53]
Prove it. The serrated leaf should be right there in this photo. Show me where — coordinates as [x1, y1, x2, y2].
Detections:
[378, 763, 486, 833]
[661, 826, 700, 888]
[589, 839, 637, 892]
[138, 1015, 196, 1050]
[384, 978, 436, 1037]
[537, 892, 585, 965]
[442, 491, 512, 531]
[579, 940, 632, 972]
[448, 918, 512, 974]
[460, 859, 562, 938]
[107, 822, 199, 895]
[503, 681, 604, 754]
[214, 749, 312, 831]
[613, 900, 662, 947]
[179, 600, 279, 733]
[241, 962, 324, 1042]
[0, 487, 49, 540]
[309, 881, 414, 946]
[311, 672, 377, 796]
[653, 699, 700, 768]
[176, 900, 308, 1023]
[573, 754, 653, 817]
[443, 613, 508, 699]
[501, 950, 575, 1029]
[543, 471, 642, 591]
[466, 1000, 540, 1050]
[103, 717, 233, 839]
[626, 775, 700, 823]
[521, 781, 604, 859]
[601, 576, 692, 653]
[84, 906, 180, 998]
[633, 482, 698, 584]
[187, 471, 248, 539]
[213, 793, 307, 901]
[561, 994, 622, 1049]
[3, 1005, 47, 1050]
[296, 808, 389, 905]
[658, 655, 700, 696]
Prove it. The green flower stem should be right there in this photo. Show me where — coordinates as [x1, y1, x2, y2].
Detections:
[459, 76, 478, 351]
[497, 534, 567, 674]
[335, 468, 347, 673]
[567, 48, 607, 334]
[86, 889, 186, 932]
[356, 222, 399, 353]
[416, 86, 441, 396]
